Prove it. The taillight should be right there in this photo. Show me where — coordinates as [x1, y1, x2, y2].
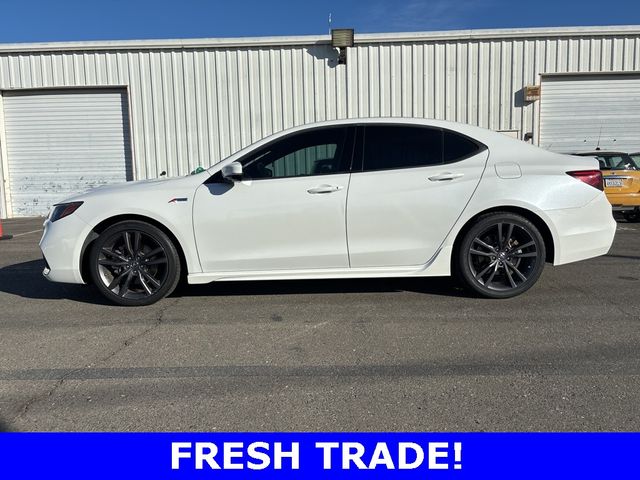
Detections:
[567, 170, 604, 191]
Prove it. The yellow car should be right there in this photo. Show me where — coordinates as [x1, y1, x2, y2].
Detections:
[575, 151, 640, 222]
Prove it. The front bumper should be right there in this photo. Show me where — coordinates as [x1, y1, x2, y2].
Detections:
[39, 213, 91, 284]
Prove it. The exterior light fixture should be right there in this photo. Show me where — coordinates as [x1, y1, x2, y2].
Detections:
[331, 28, 354, 65]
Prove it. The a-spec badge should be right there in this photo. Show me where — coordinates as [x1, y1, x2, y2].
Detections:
[168, 197, 188, 203]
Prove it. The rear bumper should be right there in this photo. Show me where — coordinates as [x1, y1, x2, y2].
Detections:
[606, 192, 640, 209]
[547, 194, 616, 266]
[39, 214, 91, 284]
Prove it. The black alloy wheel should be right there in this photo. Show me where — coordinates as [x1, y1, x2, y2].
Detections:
[456, 212, 546, 298]
[89, 221, 180, 306]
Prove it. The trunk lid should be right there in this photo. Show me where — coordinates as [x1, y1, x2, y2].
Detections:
[602, 169, 640, 194]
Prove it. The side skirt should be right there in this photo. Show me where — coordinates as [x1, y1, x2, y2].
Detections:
[187, 247, 451, 284]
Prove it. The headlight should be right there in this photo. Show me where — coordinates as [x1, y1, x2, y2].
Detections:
[50, 202, 84, 222]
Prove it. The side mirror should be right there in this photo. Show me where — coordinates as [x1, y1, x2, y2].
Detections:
[221, 161, 243, 181]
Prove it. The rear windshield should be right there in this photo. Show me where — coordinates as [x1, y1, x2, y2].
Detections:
[596, 155, 639, 171]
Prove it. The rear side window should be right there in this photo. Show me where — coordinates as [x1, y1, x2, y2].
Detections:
[443, 130, 483, 163]
[362, 126, 443, 171]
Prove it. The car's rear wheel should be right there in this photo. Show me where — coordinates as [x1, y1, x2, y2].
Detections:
[455, 212, 546, 298]
[89, 221, 181, 306]
[622, 208, 640, 223]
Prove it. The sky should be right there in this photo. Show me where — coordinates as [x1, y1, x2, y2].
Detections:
[0, 0, 638, 44]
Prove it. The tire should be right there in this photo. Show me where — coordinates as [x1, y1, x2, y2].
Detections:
[622, 208, 640, 223]
[89, 221, 181, 306]
[455, 212, 546, 299]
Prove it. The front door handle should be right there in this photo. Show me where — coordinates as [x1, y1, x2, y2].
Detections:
[428, 172, 464, 182]
[307, 185, 344, 194]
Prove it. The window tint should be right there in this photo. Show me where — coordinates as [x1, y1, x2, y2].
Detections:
[242, 127, 350, 179]
[444, 130, 482, 162]
[362, 126, 443, 171]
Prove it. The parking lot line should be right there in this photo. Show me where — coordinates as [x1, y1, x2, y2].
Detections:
[9, 229, 43, 238]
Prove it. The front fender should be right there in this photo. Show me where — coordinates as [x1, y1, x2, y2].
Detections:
[76, 204, 202, 276]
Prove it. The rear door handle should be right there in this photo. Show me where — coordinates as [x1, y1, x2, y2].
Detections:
[428, 172, 464, 182]
[307, 185, 344, 194]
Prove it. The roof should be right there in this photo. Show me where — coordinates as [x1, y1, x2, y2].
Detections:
[0, 25, 638, 53]
[203, 117, 548, 173]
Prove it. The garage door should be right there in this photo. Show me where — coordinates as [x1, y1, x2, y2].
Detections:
[539, 74, 640, 154]
[2, 89, 132, 217]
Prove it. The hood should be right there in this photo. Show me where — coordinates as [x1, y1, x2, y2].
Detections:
[57, 172, 209, 204]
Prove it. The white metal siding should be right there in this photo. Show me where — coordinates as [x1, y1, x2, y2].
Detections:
[539, 74, 640, 153]
[0, 27, 639, 216]
[2, 89, 131, 216]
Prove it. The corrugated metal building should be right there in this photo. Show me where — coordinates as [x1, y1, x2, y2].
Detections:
[1, 25, 640, 217]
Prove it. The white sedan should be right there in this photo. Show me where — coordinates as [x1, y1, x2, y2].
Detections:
[39, 118, 616, 306]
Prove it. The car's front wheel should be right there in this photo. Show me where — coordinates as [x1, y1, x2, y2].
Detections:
[89, 221, 181, 306]
[455, 212, 546, 298]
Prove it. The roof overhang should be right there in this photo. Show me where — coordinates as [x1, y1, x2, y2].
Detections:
[0, 25, 639, 53]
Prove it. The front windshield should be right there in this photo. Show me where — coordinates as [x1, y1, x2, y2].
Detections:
[596, 154, 639, 171]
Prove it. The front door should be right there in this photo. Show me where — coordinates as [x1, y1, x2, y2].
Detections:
[193, 127, 354, 272]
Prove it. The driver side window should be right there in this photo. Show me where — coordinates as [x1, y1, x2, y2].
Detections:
[242, 127, 350, 180]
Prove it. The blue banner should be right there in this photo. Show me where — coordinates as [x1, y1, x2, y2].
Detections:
[0, 433, 637, 479]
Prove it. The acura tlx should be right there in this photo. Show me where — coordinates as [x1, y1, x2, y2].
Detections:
[39, 118, 616, 306]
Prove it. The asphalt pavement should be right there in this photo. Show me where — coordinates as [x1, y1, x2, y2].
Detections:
[0, 216, 639, 431]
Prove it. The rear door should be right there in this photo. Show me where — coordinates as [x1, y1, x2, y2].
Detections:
[346, 125, 489, 268]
